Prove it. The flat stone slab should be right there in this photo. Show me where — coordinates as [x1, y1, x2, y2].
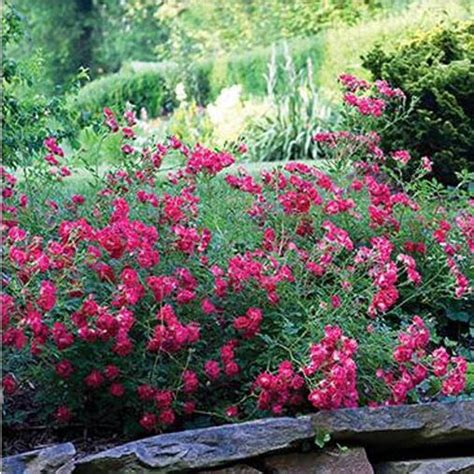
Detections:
[198, 465, 262, 473]
[2, 442, 76, 474]
[310, 400, 474, 450]
[263, 447, 374, 473]
[375, 456, 474, 473]
[68, 416, 314, 473]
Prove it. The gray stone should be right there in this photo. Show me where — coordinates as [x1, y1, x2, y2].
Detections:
[198, 464, 262, 473]
[8, 401, 474, 473]
[263, 448, 374, 473]
[2, 442, 76, 474]
[69, 416, 314, 473]
[375, 457, 474, 473]
[311, 401, 474, 450]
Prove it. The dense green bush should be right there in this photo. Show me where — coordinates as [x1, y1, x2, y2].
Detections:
[178, 38, 324, 105]
[74, 0, 471, 120]
[11, 0, 167, 86]
[2, 76, 472, 442]
[362, 21, 474, 185]
[157, 0, 413, 63]
[74, 68, 177, 122]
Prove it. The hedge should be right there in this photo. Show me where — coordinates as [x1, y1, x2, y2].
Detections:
[74, 67, 177, 121]
[74, 36, 325, 119]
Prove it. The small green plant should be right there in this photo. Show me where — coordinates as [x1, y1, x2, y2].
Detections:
[314, 429, 331, 449]
[166, 83, 214, 146]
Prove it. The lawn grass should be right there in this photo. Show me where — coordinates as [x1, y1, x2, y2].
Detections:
[17, 158, 328, 197]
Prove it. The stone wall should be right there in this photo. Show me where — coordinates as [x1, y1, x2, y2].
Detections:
[2, 400, 473, 473]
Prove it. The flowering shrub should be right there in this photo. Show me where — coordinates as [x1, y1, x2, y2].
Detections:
[1, 75, 472, 438]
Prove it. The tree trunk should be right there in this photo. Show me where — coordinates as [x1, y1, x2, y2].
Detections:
[76, 0, 95, 74]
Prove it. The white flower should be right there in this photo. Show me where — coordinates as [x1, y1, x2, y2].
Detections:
[175, 83, 187, 103]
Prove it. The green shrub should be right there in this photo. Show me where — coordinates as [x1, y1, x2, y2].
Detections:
[73, 35, 325, 124]
[2, 78, 472, 439]
[72, 0, 470, 124]
[362, 21, 474, 185]
[74, 68, 177, 122]
[186, 0, 471, 103]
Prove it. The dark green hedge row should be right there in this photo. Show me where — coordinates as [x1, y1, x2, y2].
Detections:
[74, 68, 177, 122]
[363, 21, 474, 185]
[74, 36, 326, 119]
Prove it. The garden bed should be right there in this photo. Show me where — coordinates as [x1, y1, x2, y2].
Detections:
[2, 75, 473, 472]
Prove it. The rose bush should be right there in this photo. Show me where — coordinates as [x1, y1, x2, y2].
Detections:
[1, 76, 472, 438]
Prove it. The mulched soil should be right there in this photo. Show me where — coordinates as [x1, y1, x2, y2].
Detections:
[3, 424, 133, 458]
[2, 387, 135, 458]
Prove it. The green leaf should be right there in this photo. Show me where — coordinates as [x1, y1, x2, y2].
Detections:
[314, 428, 331, 449]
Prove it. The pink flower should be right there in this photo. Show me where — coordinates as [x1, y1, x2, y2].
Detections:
[154, 390, 173, 409]
[110, 383, 125, 397]
[233, 307, 263, 339]
[331, 295, 342, 308]
[224, 361, 240, 377]
[137, 384, 156, 401]
[51, 323, 74, 350]
[2, 374, 17, 395]
[392, 150, 411, 165]
[121, 144, 135, 155]
[72, 194, 85, 205]
[140, 412, 157, 431]
[44, 137, 64, 156]
[104, 365, 120, 380]
[37, 280, 57, 312]
[421, 157, 433, 172]
[204, 360, 221, 381]
[159, 408, 176, 425]
[55, 360, 74, 379]
[339, 74, 370, 91]
[55, 406, 72, 423]
[85, 370, 104, 389]
[226, 406, 239, 417]
[104, 108, 119, 132]
[182, 370, 199, 393]
[123, 110, 137, 126]
[237, 143, 248, 154]
[183, 400, 196, 415]
[201, 298, 217, 314]
[19, 194, 28, 207]
[122, 127, 135, 139]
